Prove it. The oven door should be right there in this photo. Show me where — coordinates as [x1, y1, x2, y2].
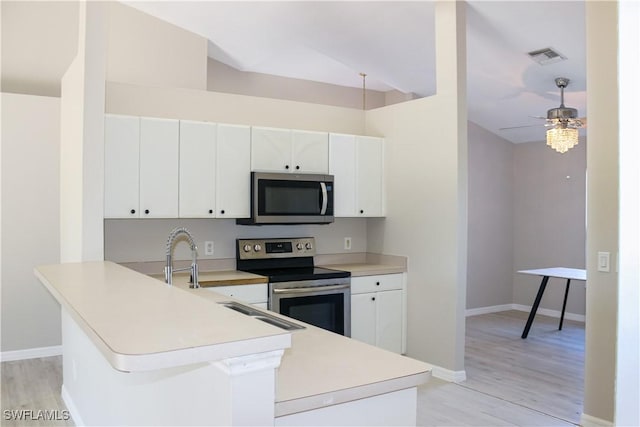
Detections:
[269, 279, 350, 337]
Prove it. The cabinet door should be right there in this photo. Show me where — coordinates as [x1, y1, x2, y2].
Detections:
[251, 127, 292, 172]
[292, 130, 329, 173]
[179, 121, 216, 218]
[217, 124, 251, 218]
[375, 289, 403, 354]
[104, 115, 140, 218]
[139, 117, 179, 218]
[356, 136, 384, 217]
[351, 293, 376, 346]
[329, 134, 357, 217]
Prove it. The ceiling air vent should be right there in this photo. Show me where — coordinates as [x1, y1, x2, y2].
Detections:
[527, 47, 567, 66]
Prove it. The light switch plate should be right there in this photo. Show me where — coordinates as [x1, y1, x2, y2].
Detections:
[597, 251, 610, 272]
[205, 241, 214, 256]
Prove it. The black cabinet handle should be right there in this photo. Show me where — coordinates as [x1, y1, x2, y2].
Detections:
[360, 210, 364, 214]
[295, 165, 300, 170]
[144, 209, 150, 214]
[220, 209, 225, 214]
[376, 282, 380, 286]
[285, 165, 290, 170]
[130, 209, 136, 214]
[208, 209, 213, 214]
[371, 297, 376, 301]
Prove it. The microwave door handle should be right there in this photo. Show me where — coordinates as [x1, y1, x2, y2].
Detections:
[320, 182, 328, 215]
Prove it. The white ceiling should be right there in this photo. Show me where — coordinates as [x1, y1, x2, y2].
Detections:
[1, 1, 586, 144]
[124, 0, 587, 144]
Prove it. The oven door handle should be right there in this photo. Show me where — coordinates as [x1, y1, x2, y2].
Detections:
[320, 182, 328, 215]
[272, 284, 350, 294]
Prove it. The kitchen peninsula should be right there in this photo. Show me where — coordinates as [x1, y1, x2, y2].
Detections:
[35, 261, 430, 426]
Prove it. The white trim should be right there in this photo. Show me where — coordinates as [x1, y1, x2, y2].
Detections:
[431, 366, 466, 383]
[0, 345, 62, 362]
[465, 303, 586, 323]
[465, 304, 513, 317]
[580, 413, 613, 427]
[512, 304, 586, 323]
[61, 384, 85, 427]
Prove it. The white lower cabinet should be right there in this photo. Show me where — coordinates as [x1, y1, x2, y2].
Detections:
[350, 273, 404, 354]
[206, 283, 268, 307]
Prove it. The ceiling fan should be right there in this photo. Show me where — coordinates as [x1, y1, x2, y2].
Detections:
[500, 77, 587, 131]
[500, 77, 585, 153]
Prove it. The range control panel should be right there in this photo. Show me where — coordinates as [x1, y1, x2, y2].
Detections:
[237, 237, 315, 260]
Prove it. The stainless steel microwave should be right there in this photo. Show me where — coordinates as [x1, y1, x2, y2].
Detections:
[237, 172, 334, 225]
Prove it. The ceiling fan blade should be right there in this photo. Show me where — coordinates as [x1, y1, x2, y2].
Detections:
[499, 124, 546, 131]
[528, 115, 547, 120]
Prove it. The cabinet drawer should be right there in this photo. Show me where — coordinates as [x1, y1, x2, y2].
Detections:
[351, 274, 402, 294]
[206, 284, 268, 304]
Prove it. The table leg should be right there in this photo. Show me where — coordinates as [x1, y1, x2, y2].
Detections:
[521, 275, 550, 339]
[559, 279, 571, 330]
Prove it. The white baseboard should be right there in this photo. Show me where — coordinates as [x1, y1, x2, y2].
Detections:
[431, 365, 467, 383]
[0, 345, 62, 362]
[61, 384, 85, 427]
[465, 304, 513, 317]
[512, 304, 585, 323]
[466, 303, 585, 323]
[580, 413, 613, 427]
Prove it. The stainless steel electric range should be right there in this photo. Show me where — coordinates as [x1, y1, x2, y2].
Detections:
[236, 237, 351, 336]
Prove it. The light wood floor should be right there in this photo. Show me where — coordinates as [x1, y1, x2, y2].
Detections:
[418, 310, 584, 426]
[1, 310, 584, 426]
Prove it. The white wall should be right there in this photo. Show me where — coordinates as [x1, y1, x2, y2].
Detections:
[513, 139, 587, 316]
[59, 1, 106, 262]
[365, 1, 467, 373]
[106, 2, 207, 91]
[104, 219, 367, 264]
[207, 58, 387, 110]
[583, 1, 619, 423]
[615, 2, 640, 424]
[1, 93, 61, 352]
[466, 122, 514, 310]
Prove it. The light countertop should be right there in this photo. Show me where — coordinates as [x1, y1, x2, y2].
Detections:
[320, 263, 406, 276]
[34, 261, 289, 372]
[176, 282, 430, 417]
[149, 270, 268, 287]
[36, 261, 429, 415]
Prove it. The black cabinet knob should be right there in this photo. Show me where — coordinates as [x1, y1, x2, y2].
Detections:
[285, 165, 290, 170]
[371, 297, 376, 301]
[295, 165, 300, 170]
[376, 282, 380, 286]
[360, 210, 364, 214]
[130, 209, 136, 214]
[220, 209, 225, 214]
[144, 209, 150, 214]
[208, 209, 213, 214]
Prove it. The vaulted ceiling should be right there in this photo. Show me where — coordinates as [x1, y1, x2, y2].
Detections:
[2, 1, 586, 144]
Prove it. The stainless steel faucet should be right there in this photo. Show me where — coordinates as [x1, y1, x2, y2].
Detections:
[164, 227, 199, 288]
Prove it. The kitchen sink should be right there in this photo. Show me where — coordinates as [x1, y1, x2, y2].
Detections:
[219, 301, 305, 331]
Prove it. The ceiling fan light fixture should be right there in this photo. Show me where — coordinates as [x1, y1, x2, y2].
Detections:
[546, 127, 578, 154]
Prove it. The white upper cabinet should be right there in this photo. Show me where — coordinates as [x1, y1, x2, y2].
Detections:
[291, 130, 329, 173]
[251, 127, 328, 173]
[328, 133, 357, 216]
[179, 121, 216, 218]
[329, 134, 384, 217]
[216, 124, 251, 218]
[104, 114, 140, 218]
[139, 117, 179, 218]
[356, 136, 384, 217]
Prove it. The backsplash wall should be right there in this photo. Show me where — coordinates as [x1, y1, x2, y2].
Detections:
[104, 218, 368, 263]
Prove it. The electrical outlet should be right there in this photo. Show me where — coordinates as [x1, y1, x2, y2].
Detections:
[344, 237, 352, 250]
[204, 241, 214, 256]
